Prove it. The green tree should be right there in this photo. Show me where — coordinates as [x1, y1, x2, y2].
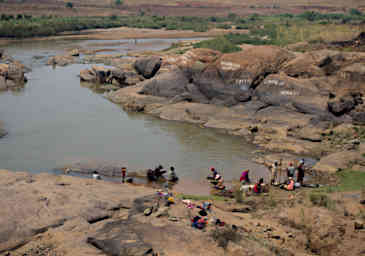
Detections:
[66, 2, 73, 8]
[115, 0, 123, 5]
[349, 8, 362, 16]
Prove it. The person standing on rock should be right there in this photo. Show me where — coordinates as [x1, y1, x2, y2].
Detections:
[287, 163, 296, 181]
[121, 167, 127, 183]
[297, 159, 305, 185]
[263, 160, 280, 185]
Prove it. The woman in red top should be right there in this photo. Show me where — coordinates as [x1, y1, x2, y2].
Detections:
[240, 169, 250, 184]
[253, 178, 264, 193]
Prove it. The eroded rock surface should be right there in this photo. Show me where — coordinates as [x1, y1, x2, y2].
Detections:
[108, 45, 365, 162]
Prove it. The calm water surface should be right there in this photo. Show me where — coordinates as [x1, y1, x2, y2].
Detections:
[0, 39, 268, 192]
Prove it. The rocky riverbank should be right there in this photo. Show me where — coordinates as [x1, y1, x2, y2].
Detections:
[0, 169, 364, 256]
[89, 44, 365, 173]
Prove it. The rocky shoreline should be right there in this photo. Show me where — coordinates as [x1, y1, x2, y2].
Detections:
[2, 35, 365, 174]
[1, 169, 364, 256]
[1, 36, 365, 255]
[93, 44, 365, 174]
[37, 36, 365, 174]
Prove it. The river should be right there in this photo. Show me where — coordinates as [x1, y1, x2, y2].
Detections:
[0, 38, 268, 194]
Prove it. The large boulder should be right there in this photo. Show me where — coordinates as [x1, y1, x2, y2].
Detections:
[328, 93, 363, 117]
[328, 97, 356, 116]
[254, 73, 327, 114]
[213, 45, 295, 89]
[139, 69, 189, 98]
[80, 66, 141, 88]
[80, 69, 97, 83]
[175, 46, 294, 106]
[133, 56, 162, 79]
[140, 46, 295, 107]
[110, 69, 128, 87]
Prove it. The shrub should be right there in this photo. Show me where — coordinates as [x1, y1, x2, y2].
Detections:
[227, 12, 237, 21]
[217, 23, 231, 29]
[66, 2, 73, 8]
[349, 8, 362, 16]
[249, 13, 260, 21]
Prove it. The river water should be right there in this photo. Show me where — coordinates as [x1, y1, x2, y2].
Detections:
[0, 38, 268, 194]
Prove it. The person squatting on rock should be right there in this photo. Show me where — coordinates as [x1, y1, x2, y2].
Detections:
[121, 167, 127, 183]
[207, 167, 218, 180]
[253, 178, 265, 194]
[147, 168, 156, 181]
[92, 171, 101, 180]
[168, 166, 178, 182]
[154, 165, 166, 179]
[214, 174, 225, 190]
[280, 177, 295, 191]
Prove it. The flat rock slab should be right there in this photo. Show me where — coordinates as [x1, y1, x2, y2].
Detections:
[0, 169, 153, 253]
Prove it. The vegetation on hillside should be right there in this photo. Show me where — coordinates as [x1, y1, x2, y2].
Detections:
[0, 10, 363, 45]
[193, 10, 365, 52]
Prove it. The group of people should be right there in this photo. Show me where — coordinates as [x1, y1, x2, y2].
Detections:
[239, 169, 267, 194]
[264, 159, 306, 190]
[239, 159, 307, 193]
[91, 165, 179, 184]
[206, 159, 308, 196]
[147, 165, 179, 182]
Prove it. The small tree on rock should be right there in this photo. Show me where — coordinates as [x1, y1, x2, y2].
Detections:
[115, 0, 123, 5]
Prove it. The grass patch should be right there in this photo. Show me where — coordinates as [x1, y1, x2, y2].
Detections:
[335, 170, 365, 192]
[314, 170, 365, 193]
[177, 193, 227, 201]
[193, 36, 241, 53]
